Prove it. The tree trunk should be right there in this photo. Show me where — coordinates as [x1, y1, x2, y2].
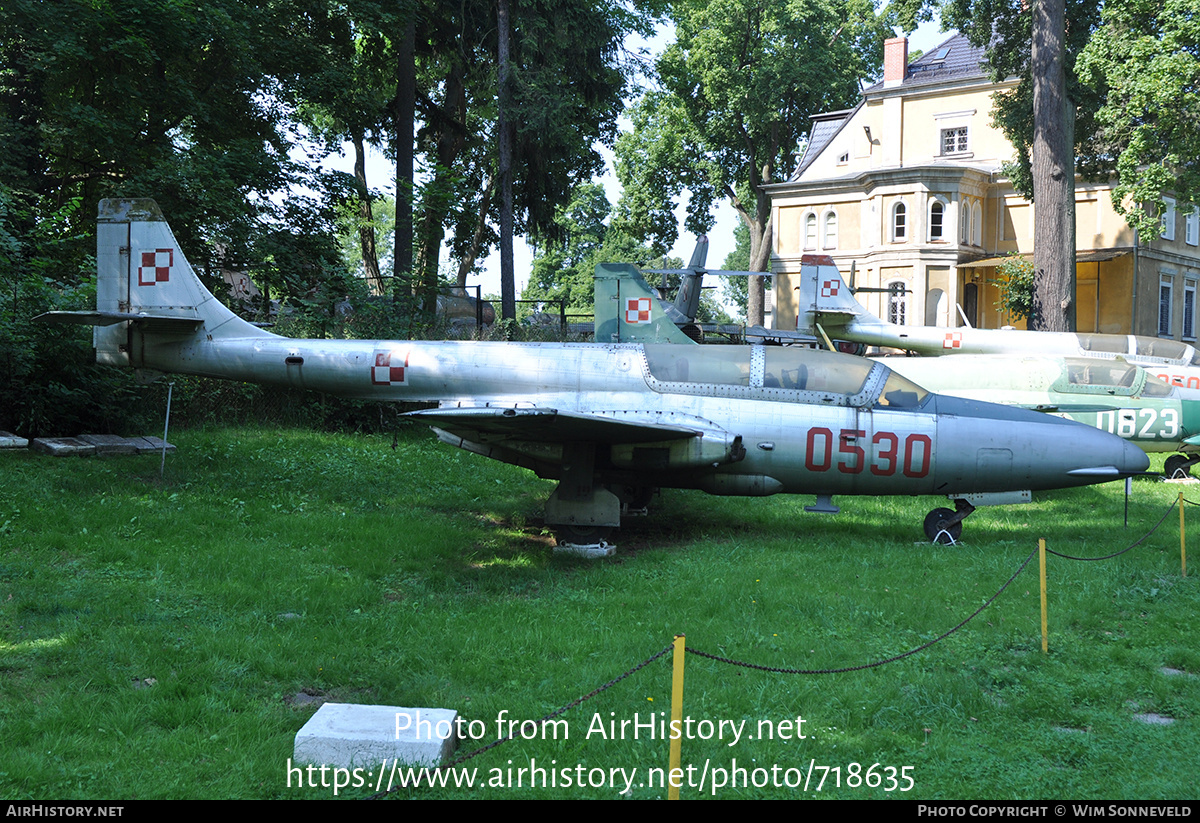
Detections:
[394, 18, 416, 302]
[353, 133, 384, 296]
[1030, 0, 1075, 332]
[456, 174, 496, 287]
[497, 0, 515, 321]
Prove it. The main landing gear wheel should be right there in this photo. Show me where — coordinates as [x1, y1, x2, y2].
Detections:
[1165, 454, 1192, 479]
[923, 507, 963, 544]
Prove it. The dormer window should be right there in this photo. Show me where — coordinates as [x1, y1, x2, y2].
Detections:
[941, 127, 968, 155]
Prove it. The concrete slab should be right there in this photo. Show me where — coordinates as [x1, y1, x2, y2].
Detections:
[77, 434, 139, 456]
[294, 703, 458, 769]
[0, 431, 28, 449]
[31, 437, 97, 457]
[129, 436, 176, 454]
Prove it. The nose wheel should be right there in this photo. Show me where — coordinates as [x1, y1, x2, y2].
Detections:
[1165, 454, 1197, 479]
[923, 500, 975, 544]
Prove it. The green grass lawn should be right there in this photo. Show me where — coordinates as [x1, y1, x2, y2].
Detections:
[1, 425, 1197, 799]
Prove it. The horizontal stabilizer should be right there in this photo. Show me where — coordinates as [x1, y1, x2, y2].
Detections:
[406, 407, 704, 445]
[35, 310, 203, 333]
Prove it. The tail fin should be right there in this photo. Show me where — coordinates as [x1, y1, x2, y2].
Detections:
[593, 263, 697, 345]
[668, 235, 708, 325]
[39, 198, 272, 366]
[794, 254, 877, 335]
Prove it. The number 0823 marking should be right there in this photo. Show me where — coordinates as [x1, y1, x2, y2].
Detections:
[804, 427, 931, 478]
[1093, 408, 1179, 439]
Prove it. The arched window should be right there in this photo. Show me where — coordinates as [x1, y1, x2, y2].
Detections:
[804, 213, 818, 249]
[887, 281, 907, 325]
[929, 198, 946, 241]
[972, 201, 983, 246]
[961, 201, 971, 244]
[823, 211, 838, 249]
[892, 202, 907, 242]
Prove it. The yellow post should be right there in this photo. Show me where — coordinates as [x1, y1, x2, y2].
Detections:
[1180, 492, 1187, 578]
[668, 634, 686, 800]
[1039, 538, 1048, 654]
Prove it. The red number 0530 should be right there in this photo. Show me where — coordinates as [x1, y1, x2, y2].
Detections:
[804, 427, 931, 478]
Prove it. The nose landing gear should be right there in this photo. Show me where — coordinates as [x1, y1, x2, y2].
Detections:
[923, 499, 976, 544]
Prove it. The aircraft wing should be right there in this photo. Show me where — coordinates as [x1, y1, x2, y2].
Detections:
[406, 407, 707, 444]
[1024, 403, 1129, 414]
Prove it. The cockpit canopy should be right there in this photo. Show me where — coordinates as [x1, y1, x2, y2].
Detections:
[1062, 358, 1171, 397]
[641, 344, 929, 409]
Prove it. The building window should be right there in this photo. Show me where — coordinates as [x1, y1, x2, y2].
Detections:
[941, 127, 968, 155]
[1186, 208, 1199, 246]
[887, 281, 907, 325]
[837, 152, 849, 164]
[972, 201, 983, 245]
[960, 201, 970, 244]
[823, 211, 837, 249]
[929, 200, 945, 241]
[1160, 278, 1174, 336]
[892, 202, 907, 242]
[1162, 197, 1177, 241]
[1186, 281, 1197, 340]
[804, 213, 818, 249]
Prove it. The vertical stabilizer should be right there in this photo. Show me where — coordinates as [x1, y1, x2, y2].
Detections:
[89, 199, 272, 365]
[593, 263, 697, 345]
[670, 235, 709, 325]
[794, 254, 876, 335]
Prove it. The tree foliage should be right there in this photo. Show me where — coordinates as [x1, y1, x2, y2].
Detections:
[990, 254, 1036, 324]
[1076, 0, 1200, 243]
[615, 0, 885, 324]
[523, 182, 673, 320]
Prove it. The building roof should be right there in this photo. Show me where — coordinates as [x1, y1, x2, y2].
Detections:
[792, 107, 859, 179]
[789, 32, 988, 181]
[864, 32, 987, 94]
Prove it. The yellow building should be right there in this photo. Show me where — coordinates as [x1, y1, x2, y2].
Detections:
[767, 33, 1200, 340]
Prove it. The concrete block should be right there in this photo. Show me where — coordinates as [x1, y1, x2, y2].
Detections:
[77, 434, 139, 456]
[294, 703, 458, 769]
[31, 437, 96, 457]
[0, 431, 28, 449]
[129, 436, 176, 454]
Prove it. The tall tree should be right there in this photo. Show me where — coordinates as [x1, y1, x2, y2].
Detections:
[615, 0, 885, 326]
[897, 0, 1105, 331]
[1076, 0, 1200, 243]
[1030, 0, 1075, 331]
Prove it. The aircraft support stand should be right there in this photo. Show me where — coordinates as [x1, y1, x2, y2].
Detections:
[547, 442, 619, 558]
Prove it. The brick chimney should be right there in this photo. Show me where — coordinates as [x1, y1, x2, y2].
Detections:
[884, 37, 908, 88]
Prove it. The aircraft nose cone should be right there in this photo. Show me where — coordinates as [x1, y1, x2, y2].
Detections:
[1065, 427, 1150, 480]
[1120, 438, 1151, 475]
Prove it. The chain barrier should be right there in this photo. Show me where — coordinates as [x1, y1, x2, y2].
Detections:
[687, 544, 1039, 675]
[1046, 496, 1177, 561]
[364, 642, 674, 799]
[362, 494, 1185, 797]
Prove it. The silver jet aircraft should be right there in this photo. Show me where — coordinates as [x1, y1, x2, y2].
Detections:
[39, 200, 1149, 551]
[790, 253, 1200, 475]
[793, 253, 1200, 386]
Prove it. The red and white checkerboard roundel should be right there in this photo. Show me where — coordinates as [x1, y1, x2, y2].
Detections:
[943, 332, 963, 349]
[138, 248, 173, 286]
[820, 279, 840, 298]
[371, 350, 408, 386]
[625, 297, 652, 324]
